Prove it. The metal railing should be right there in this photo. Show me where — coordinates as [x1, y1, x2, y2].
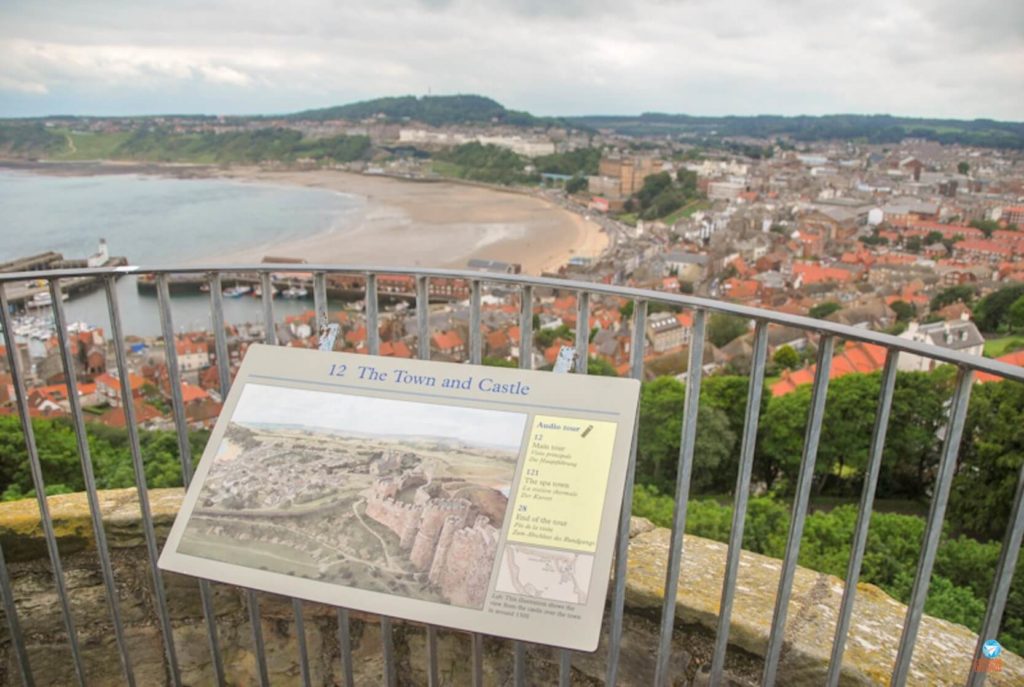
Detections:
[1, 263, 1023, 687]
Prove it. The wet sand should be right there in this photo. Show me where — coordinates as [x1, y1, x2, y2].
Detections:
[214, 168, 608, 275]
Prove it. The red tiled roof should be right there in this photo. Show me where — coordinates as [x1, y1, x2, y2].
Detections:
[976, 350, 1024, 383]
[180, 383, 209, 403]
[772, 342, 887, 396]
[432, 330, 464, 351]
[792, 262, 854, 285]
[379, 341, 412, 358]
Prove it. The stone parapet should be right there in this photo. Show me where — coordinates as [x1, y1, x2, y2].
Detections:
[0, 489, 1019, 685]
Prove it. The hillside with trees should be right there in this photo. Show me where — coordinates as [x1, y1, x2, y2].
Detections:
[569, 113, 1024, 150]
[290, 94, 567, 128]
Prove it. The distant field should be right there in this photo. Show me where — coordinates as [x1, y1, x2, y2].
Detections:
[50, 130, 131, 160]
[984, 336, 1024, 357]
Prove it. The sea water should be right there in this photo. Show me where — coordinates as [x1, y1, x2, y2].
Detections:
[0, 170, 364, 337]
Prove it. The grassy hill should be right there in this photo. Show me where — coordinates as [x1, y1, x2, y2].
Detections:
[290, 94, 565, 128]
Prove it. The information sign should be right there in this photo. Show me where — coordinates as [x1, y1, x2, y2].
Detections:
[159, 344, 640, 651]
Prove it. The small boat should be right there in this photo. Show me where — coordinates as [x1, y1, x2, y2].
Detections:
[281, 286, 308, 299]
[26, 291, 68, 308]
[223, 285, 252, 298]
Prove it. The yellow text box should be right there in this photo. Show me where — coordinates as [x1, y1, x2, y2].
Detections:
[507, 415, 617, 553]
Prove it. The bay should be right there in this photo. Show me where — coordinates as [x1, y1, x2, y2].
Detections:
[1, 170, 364, 337]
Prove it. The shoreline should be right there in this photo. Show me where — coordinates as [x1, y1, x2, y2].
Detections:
[0, 160, 609, 276]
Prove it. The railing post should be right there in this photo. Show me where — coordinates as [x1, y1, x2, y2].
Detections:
[50, 278, 136, 687]
[606, 299, 647, 685]
[762, 335, 835, 686]
[826, 349, 899, 686]
[654, 309, 706, 687]
[709, 319, 769, 684]
[891, 367, 975, 685]
[0, 283, 85, 686]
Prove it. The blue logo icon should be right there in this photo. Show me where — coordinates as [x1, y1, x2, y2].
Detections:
[982, 639, 1002, 659]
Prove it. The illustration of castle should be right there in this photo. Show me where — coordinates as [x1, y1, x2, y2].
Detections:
[363, 452, 500, 608]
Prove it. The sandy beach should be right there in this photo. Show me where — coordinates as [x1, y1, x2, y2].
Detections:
[212, 168, 609, 275]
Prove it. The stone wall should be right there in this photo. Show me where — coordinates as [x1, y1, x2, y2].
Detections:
[0, 488, 1020, 686]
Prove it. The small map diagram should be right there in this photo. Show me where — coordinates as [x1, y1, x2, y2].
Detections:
[495, 544, 594, 604]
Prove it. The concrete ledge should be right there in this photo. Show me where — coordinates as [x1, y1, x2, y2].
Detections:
[0, 489, 1019, 685]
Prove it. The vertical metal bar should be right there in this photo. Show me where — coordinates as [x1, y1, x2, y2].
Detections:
[49, 278, 137, 687]
[967, 453, 1024, 687]
[155, 274, 226, 686]
[337, 608, 354, 687]
[366, 273, 380, 355]
[472, 633, 484, 687]
[605, 299, 647, 686]
[246, 592, 269, 687]
[470, 279, 482, 364]
[293, 598, 311, 687]
[559, 648, 572, 687]
[825, 350, 899, 687]
[891, 368, 974, 686]
[709, 320, 769, 685]
[761, 335, 835, 686]
[654, 309, 707, 687]
[574, 291, 589, 375]
[155, 274, 194, 484]
[210, 273, 269, 687]
[419, 277, 440, 682]
[0, 541, 33, 687]
[381, 615, 396, 687]
[0, 285, 86, 687]
[518, 284, 533, 369]
[314, 272, 328, 337]
[417, 276, 430, 360]
[105, 276, 182, 687]
[260, 272, 276, 345]
[427, 626, 439, 687]
[514, 642, 526, 686]
[511, 283, 533, 680]
[552, 293, 588, 687]
[208, 273, 231, 396]
[260, 278, 310, 685]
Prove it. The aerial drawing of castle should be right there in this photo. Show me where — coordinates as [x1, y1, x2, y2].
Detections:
[177, 387, 523, 611]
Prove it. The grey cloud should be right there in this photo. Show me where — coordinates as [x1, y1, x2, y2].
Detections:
[0, 0, 1020, 119]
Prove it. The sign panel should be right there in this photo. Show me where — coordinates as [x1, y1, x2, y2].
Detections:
[159, 344, 640, 651]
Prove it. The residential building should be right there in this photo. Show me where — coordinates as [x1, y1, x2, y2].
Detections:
[897, 317, 984, 372]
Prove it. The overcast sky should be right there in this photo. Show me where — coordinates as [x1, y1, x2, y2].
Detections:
[1, 0, 1021, 120]
[232, 384, 527, 450]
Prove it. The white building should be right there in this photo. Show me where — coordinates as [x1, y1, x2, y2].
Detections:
[897, 316, 984, 372]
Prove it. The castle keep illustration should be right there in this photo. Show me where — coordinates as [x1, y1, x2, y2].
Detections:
[363, 452, 501, 608]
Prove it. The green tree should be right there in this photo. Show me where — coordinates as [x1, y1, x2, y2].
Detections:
[706, 313, 749, 347]
[930, 285, 976, 311]
[635, 377, 737, 492]
[975, 284, 1024, 332]
[586, 356, 618, 377]
[564, 175, 588, 194]
[1009, 295, 1024, 332]
[957, 161, 969, 175]
[890, 300, 915, 323]
[773, 345, 800, 370]
[949, 380, 1024, 540]
[809, 301, 841, 319]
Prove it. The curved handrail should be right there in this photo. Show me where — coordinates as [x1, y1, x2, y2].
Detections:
[2, 262, 1022, 382]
